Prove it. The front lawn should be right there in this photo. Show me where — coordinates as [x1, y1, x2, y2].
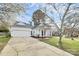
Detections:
[0, 35, 11, 52]
[40, 36, 79, 56]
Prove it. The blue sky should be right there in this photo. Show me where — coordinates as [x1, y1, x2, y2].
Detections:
[17, 4, 40, 23]
[17, 3, 78, 24]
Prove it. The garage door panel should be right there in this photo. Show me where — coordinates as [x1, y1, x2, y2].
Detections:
[11, 30, 31, 37]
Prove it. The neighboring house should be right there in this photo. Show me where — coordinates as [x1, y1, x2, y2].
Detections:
[64, 27, 79, 37]
[10, 21, 32, 37]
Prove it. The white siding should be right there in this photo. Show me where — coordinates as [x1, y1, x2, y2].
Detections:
[10, 27, 31, 37]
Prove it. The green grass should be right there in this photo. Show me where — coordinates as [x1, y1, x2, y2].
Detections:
[40, 36, 79, 56]
[0, 36, 10, 43]
[0, 35, 11, 51]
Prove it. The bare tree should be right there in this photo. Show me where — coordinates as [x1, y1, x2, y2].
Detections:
[32, 9, 45, 26]
[42, 3, 73, 49]
[64, 10, 79, 40]
[58, 4, 72, 46]
[0, 3, 25, 29]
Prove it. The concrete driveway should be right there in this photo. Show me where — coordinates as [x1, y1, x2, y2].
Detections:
[0, 37, 73, 56]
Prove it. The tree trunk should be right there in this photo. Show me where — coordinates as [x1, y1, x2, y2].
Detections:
[71, 37, 74, 40]
[58, 34, 63, 49]
[71, 34, 74, 40]
[71, 29, 74, 40]
[59, 35, 62, 44]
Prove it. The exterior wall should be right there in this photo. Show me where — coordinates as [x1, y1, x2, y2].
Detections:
[10, 27, 31, 37]
[32, 29, 53, 37]
[10, 27, 58, 38]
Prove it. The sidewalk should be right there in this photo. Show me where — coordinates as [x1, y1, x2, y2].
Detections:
[0, 37, 73, 56]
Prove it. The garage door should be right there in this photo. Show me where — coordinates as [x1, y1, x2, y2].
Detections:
[11, 30, 31, 37]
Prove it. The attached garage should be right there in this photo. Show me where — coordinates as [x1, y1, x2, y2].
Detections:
[10, 21, 32, 37]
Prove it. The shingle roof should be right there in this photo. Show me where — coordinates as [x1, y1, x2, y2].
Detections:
[12, 21, 32, 28]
